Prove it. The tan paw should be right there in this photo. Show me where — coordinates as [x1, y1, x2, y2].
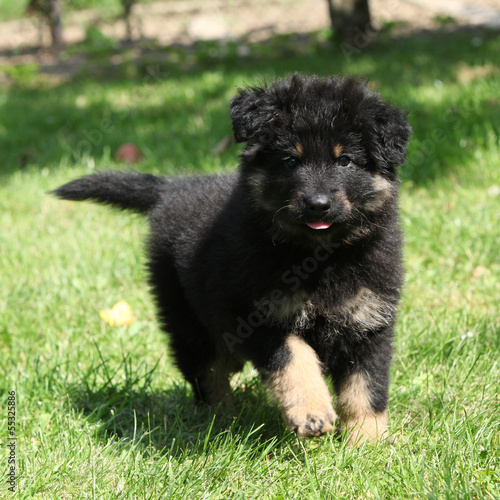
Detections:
[341, 412, 388, 446]
[285, 404, 337, 437]
[336, 371, 389, 446]
[267, 336, 336, 437]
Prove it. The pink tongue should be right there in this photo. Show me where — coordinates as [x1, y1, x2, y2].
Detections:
[307, 222, 332, 230]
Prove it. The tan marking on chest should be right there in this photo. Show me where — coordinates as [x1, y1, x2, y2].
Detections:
[339, 287, 396, 331]
[256, 291, 313, 330]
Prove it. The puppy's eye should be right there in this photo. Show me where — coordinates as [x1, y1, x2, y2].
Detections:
[284, 157, 298, 168]
[338, 155, 351, 167]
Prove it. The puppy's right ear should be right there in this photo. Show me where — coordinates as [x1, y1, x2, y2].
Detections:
[230, 85, 278, 143]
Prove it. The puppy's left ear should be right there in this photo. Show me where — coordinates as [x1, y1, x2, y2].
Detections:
[369, 101, 412, 168]
[230, 85, 278, 143]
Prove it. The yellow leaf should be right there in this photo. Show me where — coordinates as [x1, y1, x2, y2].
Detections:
[99, 300, 137, 327]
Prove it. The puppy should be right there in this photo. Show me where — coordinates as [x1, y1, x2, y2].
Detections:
[54, 74, 411, 444]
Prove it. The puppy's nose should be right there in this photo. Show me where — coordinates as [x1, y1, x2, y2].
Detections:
[305, 195, 331, 214]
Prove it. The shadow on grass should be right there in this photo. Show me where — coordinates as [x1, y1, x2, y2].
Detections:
[67, 350, 287, 457]
[1, 26, 499, 186]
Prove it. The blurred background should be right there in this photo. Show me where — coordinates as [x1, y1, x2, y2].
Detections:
[1, 0, 499, 82]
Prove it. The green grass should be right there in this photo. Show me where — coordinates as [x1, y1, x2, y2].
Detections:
[1, 27, 499, 499]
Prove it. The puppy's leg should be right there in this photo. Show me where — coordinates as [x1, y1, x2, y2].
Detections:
[149, 260, 240, 409]
[169, 332, 241, 410]
[191, 353, 244, 410]
[266, 335, 336, 437]
[336, 370, 389, 446]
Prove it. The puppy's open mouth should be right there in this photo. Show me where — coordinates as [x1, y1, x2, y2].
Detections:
[306, 222, 332, 230]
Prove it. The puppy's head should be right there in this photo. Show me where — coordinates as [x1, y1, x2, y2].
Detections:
[230, 74, 411, 246]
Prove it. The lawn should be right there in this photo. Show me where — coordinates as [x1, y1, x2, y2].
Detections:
[0, 25, 499, 499]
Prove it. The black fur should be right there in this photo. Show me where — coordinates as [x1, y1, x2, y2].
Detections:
[54, 74, 411, 438]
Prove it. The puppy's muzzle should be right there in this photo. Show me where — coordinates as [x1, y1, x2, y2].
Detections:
[304, 195, 331, 217]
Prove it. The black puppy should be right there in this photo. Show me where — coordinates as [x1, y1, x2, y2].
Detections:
[54, 74, 411, 444]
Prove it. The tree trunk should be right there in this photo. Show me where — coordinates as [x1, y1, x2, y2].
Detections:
[47, 0, 63, 49]
[26, 0, 63, 49]
[121, 0, 135, 42]
[327, 0, 372, 42]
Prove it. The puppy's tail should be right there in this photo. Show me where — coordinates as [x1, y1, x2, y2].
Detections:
[52, 171, 166, 214]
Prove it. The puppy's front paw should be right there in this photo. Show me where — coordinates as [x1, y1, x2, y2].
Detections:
[341, 412, 388, 446]
[267, 336, 336, 437]
[285, 404, 337, 437]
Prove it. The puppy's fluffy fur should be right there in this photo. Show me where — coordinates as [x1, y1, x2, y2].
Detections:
[54, 74, 411, 443]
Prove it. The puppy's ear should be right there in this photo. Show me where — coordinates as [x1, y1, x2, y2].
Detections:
[369, 101, 412, 169]
[230, 85, 279, 143]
